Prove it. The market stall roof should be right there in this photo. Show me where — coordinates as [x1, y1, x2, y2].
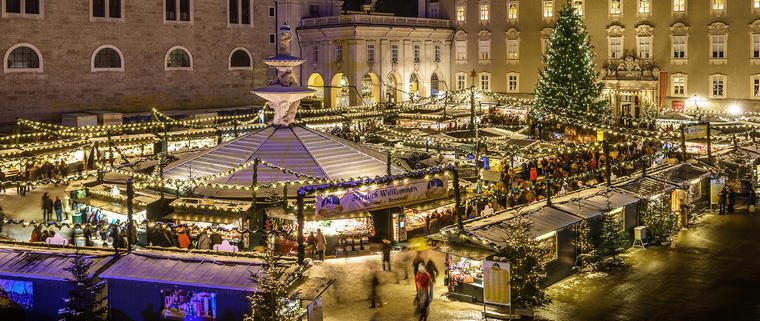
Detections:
[613, 176, 678, 200]
[648, 164, 710, 185]
[163, 212, 242, 225]
[445, 203, 581, 250]
[552, 189, 639, 219]
[163, 125, 406, 186]
[99, 251, 273, 292]
[265, 207, 372, 222]
[433, 243, 495, 261]
[0, 247, 114, 281]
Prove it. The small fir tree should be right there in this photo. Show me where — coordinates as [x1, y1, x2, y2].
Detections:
[574, 218, 599, 271]
[245, 248, 304, 321]
[597, 189, 629, 263]
[59, 253, 105, 321]
[640, 196, 680, 244]
[534, 4, 609, 122]
[495, 215, 551, 309]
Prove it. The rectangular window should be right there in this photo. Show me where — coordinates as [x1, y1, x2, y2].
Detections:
[457, 74, 466, 90]
[639, 0, 650, 13]
[755, 0, 760, 9]
[711, 75, 726, 97]
[506, 40, 519, 60]
[336, 44, 343, 62]
[367, 44, 375, 63]
[753, 77, 760, 97]
[413, 44, 421, 63]
[456, 41, 467, 61]
[711, 35, 726, 58]
[6, 0, 21, 13]
[391, 44, 399, 63]
[93, 0, 120, 19]
[672, 75, 686, 96]
[269, 33, 275, 44]
[638, 36, 652, 59]
[312, 46, 319, 62]
[434, 45, 441, 62]
[479, 40, 490, 61]
[609, 37, 622, 59]
[24, 0, 38, 14]
[166, 0, 191, 22]
[507, 73, 519, 93]
[672, 36, 687, 58]
[456, 6, 465, 22]
[712, 0, 725, 10]
[537, 232, 559, 264]
[5, 0, 41, 15]
[229, 0, 251, 25]
[479, 4, 489, 21]
[308, 5, 319, 17]
[610, 0, 621, 15]
[480, 74, 490, 91]
[108, 0, 120, 18]
[93, 0, 105, 17]
[268, 6, 275, 17]
[543, 0, 553, 17]
[673, 0, 686, 12]
[753, 34, 760, 59]
[572, 0, 583, 15]
[507, 2, 518, 19]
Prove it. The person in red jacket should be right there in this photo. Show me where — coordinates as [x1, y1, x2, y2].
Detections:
[178, 231, 191, 249]
[415, 264, 432, 321]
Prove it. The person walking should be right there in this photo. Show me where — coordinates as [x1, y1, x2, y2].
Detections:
[53, 196, 63, 222]
[381, 239, 392, 272]
[369, 269, 381, 308]
[728, 188, 736, 214]
[306, 232, 317, 259]
[412, 251, 424, 277]
[316, 228, 327, 261]
[425, 259, 439, 301]
[415, 264, 432, 321]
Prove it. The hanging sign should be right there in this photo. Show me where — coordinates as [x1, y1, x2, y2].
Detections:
[597, 130, 604, 142]
[483, 260, 511, 307]
[684, 124, 708, 140]
[315, 177, 449, 217]
[710, 177, 725, 205]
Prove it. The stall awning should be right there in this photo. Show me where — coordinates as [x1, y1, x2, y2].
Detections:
[648, 164, 710, 185]
[78, 197, 146, 215]
[0, 247, 114, 281]
[100, 251, 269, 292]
[163, 212, 242, 225]
[614, 176, 678, 200]
[266, 207, 372, 222]
[434, 244, 495, 261]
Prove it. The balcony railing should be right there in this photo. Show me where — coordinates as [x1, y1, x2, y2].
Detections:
[299, 14, 451, 28]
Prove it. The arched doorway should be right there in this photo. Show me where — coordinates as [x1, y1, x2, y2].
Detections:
[386, 72, 401, 103]
[361, 73, 380, 106]
[431, 73, 440, 97]
[331, 73, 350, 107]
[307, 73, 325, 101]
[409, 73, 421, 100]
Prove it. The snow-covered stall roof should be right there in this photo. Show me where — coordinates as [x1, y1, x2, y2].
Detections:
[99, 251, 268, 292]
[0, 247, 114, 281]
[163, 125, 405, 186]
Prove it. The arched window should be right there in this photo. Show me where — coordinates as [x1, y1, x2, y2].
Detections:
[91, 45, 124, 71]
[165, 46, 192, 70]
[229, 48, 252, 70]
[4, 43, 42, 73]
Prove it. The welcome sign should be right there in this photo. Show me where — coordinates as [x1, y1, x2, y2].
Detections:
[315, 177, 449, 218]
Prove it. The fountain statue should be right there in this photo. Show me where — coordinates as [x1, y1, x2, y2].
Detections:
[252, 25, 315, 126]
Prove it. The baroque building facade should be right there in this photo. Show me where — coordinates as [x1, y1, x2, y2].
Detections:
[0, 0, 277, 122]
[434, 0, 760, 116]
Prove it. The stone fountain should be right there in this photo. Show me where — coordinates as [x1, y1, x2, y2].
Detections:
[252, 25, 315, 125]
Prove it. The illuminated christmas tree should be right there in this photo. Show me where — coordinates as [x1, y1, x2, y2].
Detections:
[495, 216, 551, 309]
[245, 248, 304, 321]
[534, 4, 609, 122]
[59, 253, 106, 321]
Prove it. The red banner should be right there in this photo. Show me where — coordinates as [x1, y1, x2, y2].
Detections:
[659, 71, 669, 111]
[672, 100, 685, 112]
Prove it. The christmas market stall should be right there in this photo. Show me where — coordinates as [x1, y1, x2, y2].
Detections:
[613, 176, 679, 235]
[0, 245, 113, 321]
[552, 187, 641, 243]
[71, 183, 164, 225]
[100, 250, 321, 321]
[162, 198, 251, 247]
[432, 200, 582, 302]
[648, 164, 711, 214]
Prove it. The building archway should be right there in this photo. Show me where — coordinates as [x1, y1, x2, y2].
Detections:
[409, 73, 421, 100]
[386, 72, 401, 103]
[361, 72, 380, 105]
[331, 73, 350, 107]
[307, 73, 325, 100]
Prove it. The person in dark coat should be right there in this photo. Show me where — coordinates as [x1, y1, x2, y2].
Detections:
[381, 239, 392, 271]
[197, 229, 212, 250]
[718, 186, 728, 215]
[425, 260, 439, 301]
[728, 188, 736, 214]
[41, 193, 53, 222]
[210, 229, 223, 246]
[53, 196, 63, 222]
[412, 252, 424, 276]
[110, 224, 120, 249]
